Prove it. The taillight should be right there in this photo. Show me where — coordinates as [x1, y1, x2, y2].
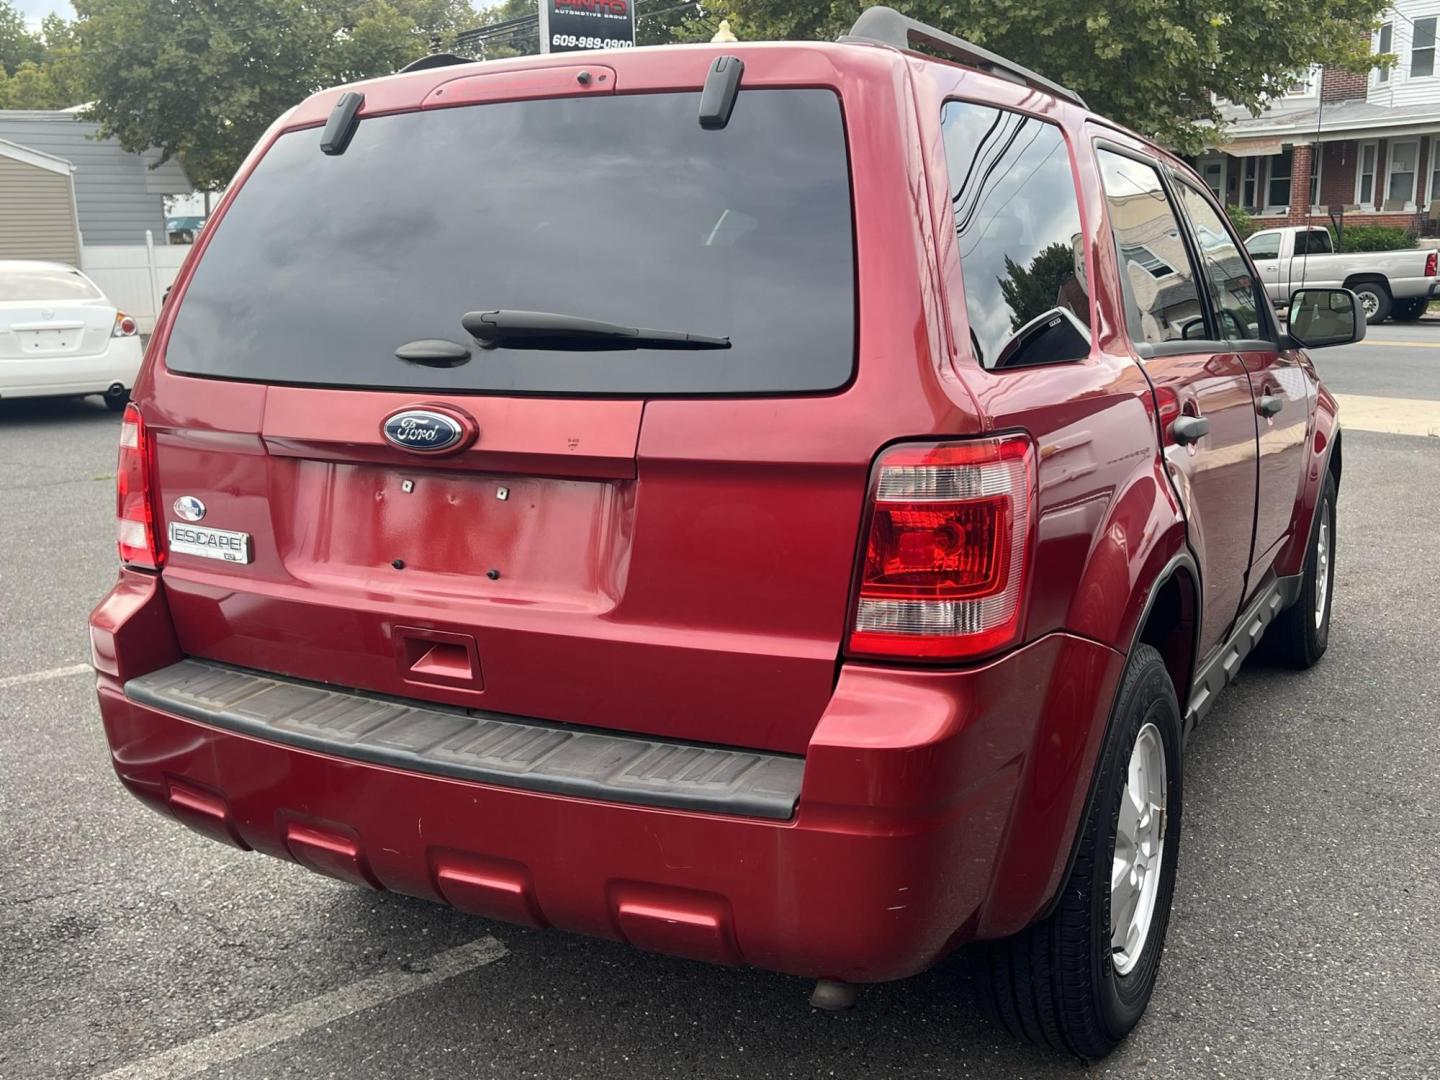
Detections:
[116, 403, 163, 569]
[847, 434, 1034, 660]
[113, 311, 138, 337]
[1426, 251, 1437, 278]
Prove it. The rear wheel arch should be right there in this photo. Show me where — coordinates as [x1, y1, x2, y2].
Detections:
[1341, 272, 1390, 294]
[1033, 550, 1199, 926]
[1135, 563, 1200, 708]
[1342, 276, 1392, 323]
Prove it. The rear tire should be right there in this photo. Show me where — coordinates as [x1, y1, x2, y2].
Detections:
[1350, 281, 1391, 324]
[1259, 472, 1336, 669]
[1391, 298, 1427, 322]
[977, 644, 1182, 1060]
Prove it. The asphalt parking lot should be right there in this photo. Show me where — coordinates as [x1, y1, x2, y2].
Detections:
[2, 324, 1438, 1079]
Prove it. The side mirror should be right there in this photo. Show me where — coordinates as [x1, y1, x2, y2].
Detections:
[1288, 288, 1366, 349]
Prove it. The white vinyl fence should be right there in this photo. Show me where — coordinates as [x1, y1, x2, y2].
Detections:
[80, 233, 190, 334]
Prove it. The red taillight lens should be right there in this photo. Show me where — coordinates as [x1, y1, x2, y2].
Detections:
[1426, 250, 1437, 277]
[848, 434, 1034, 660]
[113, 311, 138, 337]
[116, 403, 163, 569]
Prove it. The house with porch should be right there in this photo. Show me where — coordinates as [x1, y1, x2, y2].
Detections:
[1195, 1, 1440, 237]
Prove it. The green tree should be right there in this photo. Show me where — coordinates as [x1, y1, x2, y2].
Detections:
[998, 243, 1075, 331]
[1, 0, 44, 75]
[0, 10, 85, 107]
[75, 0, 478, 191]
[674, 1, 1387, 153]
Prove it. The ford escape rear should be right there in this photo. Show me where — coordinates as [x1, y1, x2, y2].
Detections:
[89, 7, 1354, 1060]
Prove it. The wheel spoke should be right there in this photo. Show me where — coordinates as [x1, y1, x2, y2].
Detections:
[1110, 875, 1140, 954]
[1116, 788, 1140, 850]
[1111, 852, 1130, 893]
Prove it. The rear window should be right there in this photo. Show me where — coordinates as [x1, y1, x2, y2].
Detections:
[165, 90, 856, 396]
[0, 268, 100, 302]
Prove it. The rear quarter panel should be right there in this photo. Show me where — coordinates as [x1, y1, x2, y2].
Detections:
[910, 70, 1190, 933]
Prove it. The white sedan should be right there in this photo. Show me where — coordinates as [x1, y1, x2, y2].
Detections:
[0, 260, 144, 411]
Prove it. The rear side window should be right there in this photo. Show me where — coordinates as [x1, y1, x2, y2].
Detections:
[1097, 150, 1204, 346]
[0, 268, 100, 302]
[1293, 228, 1332, 255]
[940, 101, 1091, 369]
[165, 91, 855, 396]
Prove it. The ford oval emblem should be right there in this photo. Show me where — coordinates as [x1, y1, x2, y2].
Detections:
[380, 407, 474, 455]
[172, 495, 206, 522]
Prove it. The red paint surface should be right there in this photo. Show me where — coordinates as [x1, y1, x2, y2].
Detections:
[93, 40, 1333, 979]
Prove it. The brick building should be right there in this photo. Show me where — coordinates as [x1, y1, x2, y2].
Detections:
[1194, 2, 1440, 236]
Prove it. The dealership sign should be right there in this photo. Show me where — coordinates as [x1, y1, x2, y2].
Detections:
[539, 0, 636, 53]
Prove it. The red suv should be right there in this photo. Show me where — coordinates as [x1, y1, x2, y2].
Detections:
[90, 8, 1358, 1059]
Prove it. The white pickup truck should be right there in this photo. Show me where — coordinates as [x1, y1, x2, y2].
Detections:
[1245, 225, 1438, 324]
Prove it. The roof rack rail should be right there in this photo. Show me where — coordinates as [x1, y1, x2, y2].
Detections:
[397, 52, 472, 74]
[841, 6, 1087, 109]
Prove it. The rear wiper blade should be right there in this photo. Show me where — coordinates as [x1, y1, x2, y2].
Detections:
[461, 309, 730, 351]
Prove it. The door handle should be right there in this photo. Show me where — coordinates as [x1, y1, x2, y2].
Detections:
[1258, 394, 1284, 418]
[1170, 415, 1210, 445]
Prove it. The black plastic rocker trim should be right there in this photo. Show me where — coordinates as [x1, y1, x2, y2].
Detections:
[126, 660, 804, 820]
[1185, 572, 1303, 730]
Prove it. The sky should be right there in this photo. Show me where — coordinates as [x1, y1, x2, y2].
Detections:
[15, 0, 72, 30]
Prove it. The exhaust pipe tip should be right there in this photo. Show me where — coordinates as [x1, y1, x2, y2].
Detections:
[809, 978, 857, 1011]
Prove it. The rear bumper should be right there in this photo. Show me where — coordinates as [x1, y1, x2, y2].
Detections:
[1390, 276, 1440, 301]
[90, 570, 1123, 982]
[0, 335, 142, 397]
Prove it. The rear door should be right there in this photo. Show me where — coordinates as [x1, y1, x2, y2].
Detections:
[144, 73, 883, 755]
[1170, 181, 1310, 583]
[1096, 147, 1259, 661]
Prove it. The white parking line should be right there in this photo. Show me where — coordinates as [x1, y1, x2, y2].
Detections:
[0, 663, 92, 690]
[96, 936, 509, 1080]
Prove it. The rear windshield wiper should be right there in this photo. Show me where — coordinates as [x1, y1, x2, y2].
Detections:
[462, 309, 730, 351]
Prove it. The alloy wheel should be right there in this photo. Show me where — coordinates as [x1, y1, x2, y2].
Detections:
[1111, 722, 1167, 976]
[1315, 514, 1331, 628]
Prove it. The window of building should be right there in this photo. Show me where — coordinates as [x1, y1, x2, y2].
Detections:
[1266, 149, 1293, 209]
[1283, 66, 1320, 97]
[1199, 159, 1225, 199]
[939, 101, 1092, 369]
[1097, 149, 1204, 346]
[1430, 154, 1440, 207]
[1175, 183, 1267, 342]
[1378, 22, 1393, 82]
[1241, 157, 1261, 210]
[1308, 149, 1322, 209]
[1119, 245, 1177, 279]
[1356, 141, 1378, 205]
[1387, 140, 1419, 207]
[1412, 17, 1436, 78]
